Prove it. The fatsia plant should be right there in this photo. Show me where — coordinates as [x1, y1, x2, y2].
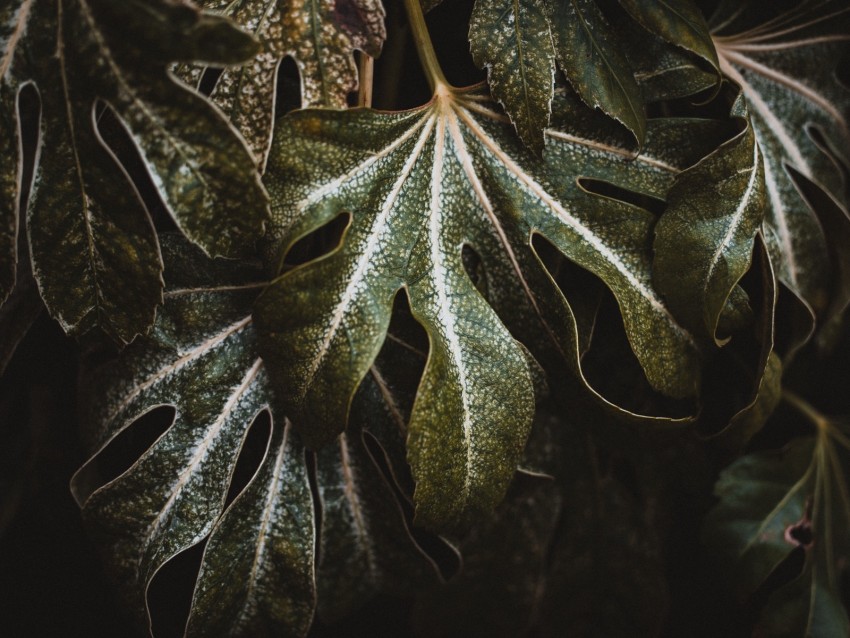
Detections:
[2, 0, 850, 636]
[0, 0, 269, 343]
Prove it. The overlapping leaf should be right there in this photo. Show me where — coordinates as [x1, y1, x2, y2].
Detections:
[469, 0, 718, 150]
[185, 0, 386, 168]
[704, 407, 850, 636]
[255, 84, 732, 530]
[0, 0, 269, 343]
[654, 89, 765, 344]
[712, 1, 850, 314]
[71, 237, 437, 636]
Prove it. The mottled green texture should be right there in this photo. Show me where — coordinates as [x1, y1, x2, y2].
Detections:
[73, 236, 438, 636]
[72, 236, 308, 634]
[654, 91, 765, 343]
[467, 0, 724, 151]
[548, 0, 645, 147]
[187, 0, 386, 168]
[0, 0, 268, 342]
[469, 0, 555, 152]
[186, 422, 315, 638]
[618, 0, 718, 73]
[713, 2, 850, 313]
[704, 418, 850, 636]
[257, 85, 718, 528]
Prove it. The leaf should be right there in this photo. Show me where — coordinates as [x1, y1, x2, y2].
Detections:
[255, 85, 724, 529]
[186, 0, 386, 168]
[709, 238, 782, 454]
[654, 88, 765, 344]
[72, 236, 436, 636]
[469, 0, 555, 152]
[618, 0, 719, 73]
[712, 1, 850, 313]
[546, 0, 646, 147]
[704, 407, 850, 636]
[620, 16, 717, 102]
[0, 0, 269, 343]
[314, 426, 438, 622]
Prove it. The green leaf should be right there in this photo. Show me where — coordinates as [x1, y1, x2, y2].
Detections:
[713, 1, 850, 313]
[72, 236, 436, 636]
[72, 236, 310, 634]
[621, 17, 717, 102]
[708, 238, 782, 454]
[256, 85, 721, 529]
[185, 420, 315, 638]
[547, 0, 646, 147]
[618, 0, 719, 74]
[654, 89, 765, 343]
[187, 0, 386, 168]
[0, 0, 268, 343]
[704, 404, 850, 636]
[469, 0, 555, 152]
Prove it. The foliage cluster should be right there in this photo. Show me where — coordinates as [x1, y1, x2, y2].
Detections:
[1, 0, 850, 636]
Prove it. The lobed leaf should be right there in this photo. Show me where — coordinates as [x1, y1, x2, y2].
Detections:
[185, 0, 386, 168]
[72, 236, 437, 636]
[654, 89, 765, 344]
[548, 0, 645, 147]
[712, 1, 850, 315]
[469, 0, 721, 150]
[0, 0, 269, 343]
[618, 0, 719, 74]
[255, 84, 726, 529]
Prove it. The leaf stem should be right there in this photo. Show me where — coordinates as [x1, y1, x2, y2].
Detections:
[402, 0, 450, 93]
[358, 53, 375, 107]
[783, 389, 830, 435]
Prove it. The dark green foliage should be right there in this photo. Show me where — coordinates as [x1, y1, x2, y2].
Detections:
[2, 0, 850, 636]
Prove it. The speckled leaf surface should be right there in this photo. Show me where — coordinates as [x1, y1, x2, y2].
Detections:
[704, 417, 850, 636]
[712, 2, 850, 313]
[71, 236, 308, 634]
[0, 0, 269, 343]
[469, 0, 555, 152]
[255, 85, 719, 529]
[186, 0, 386, 168]
[654, 90, 765, 343]
[72, 236, 438, 636]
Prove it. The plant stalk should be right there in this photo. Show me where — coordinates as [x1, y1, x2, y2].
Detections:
[402, 0, 450, 93]
[358, 53, 375, 107]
